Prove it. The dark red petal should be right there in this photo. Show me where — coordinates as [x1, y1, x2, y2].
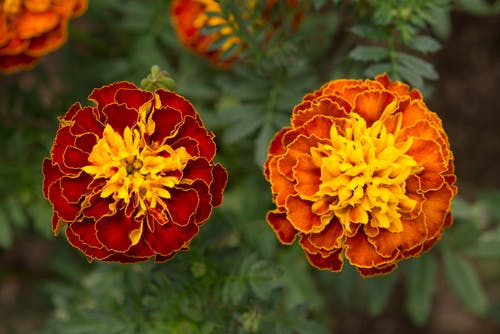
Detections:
[82, 193, 113, 219]
[154, 252, 177, 263]
[182, 158, 213, 184]
[95, 211, 141, 252]
[103, 253, 149, 263]
[69, 219, 102, 249]
[69, 106, 104, 136]
[61, 102, 82, 122]
[102, 103, 139, 135]
[114, 87, 153, 110]
[174, 116, 216, 160]
[172, 136, 199, 156]
[88, 81, 137, 110]
[210, 163, 228, 207]
[66, 226, 112, 261]
[166, 187, 199, 226]
[42, 158, 62, 199]
[155, 89, 197, 118]
[183, 180, 212, 224]
[149, 107, 183, 144]
[122, 237, 155, 258]
[74, 132, 98, 153]
[60, 173, 94, 203]
[63, 146, 90, 169]
[51, 127, 76, 174]
[357, 263, 397, 277]
[48, 180, 80, 222]
[144, 221, 198, 257]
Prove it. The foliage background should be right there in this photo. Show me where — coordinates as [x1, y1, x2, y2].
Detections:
[0, 0, 500, 333]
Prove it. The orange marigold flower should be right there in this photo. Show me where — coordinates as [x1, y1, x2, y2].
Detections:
[0, 0, 87, 73]
[42, 82, 228, 263]
[264, 74, 457, 277]
[170, 0, 300, 68]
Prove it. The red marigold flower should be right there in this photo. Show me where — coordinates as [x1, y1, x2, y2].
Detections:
[42, 82, 228, 263]
[170, 0, 301, 68]
[264, 74, 457, 277]
[0, 0, 87, 73]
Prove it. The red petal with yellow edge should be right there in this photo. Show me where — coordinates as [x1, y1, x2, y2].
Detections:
[102, 104, 139, 135]
[285, 195, 323, 233]
[182, 180, 212, 224]
[51, 127, 75, 171]
[345, 230, 399, 268]
[264, 128, 288, 180]
[308, 221, 344, 251]
[149, 107, 183, 144]
[171, 136, 199, 157]
[121, 237, 154, 258]
[60, 173, 93, 203]
[82, 194, 113, 219]
[267, 210, 297, 244]
[145, 221, 199, 257]
[293, 153, 321, 197]
[114, 87, 153, 111]
[210, 164, 228, 207]
[182, 158, 214, 185]
[154, 252, 177, 263]
[69, 106, 103, 136]
[304, 247, 343, 271]
[74, 133, 98, 153]
[407, 138, 447, 191]
[297, 114, 335, 140]
[353, 90, 396, 125]
[155, 89, 197, 119]
[357, 263, 397, 277]
[399, 100, 441, 129]
[104, 254, 149, 263]
[66, 226, 112, 261]
[70, 219, 103, 249]
[48, 180, 80, 221]
[174, 116, 216, 160]
[63, 146, 90, 170]
[95, 211, 141, 252]
[166, 187, 199, 226]
[375, 73, 421, 100]
[17, 11, 59, 39]
[42, 158, 62, 198]
[88, 82, 137, 110]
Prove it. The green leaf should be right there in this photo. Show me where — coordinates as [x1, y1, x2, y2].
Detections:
[405, 254, 437, 326]
[349, 46, 389, 62]
[409, 35, 442, 53]
[397, 53, 438, 80]
[364, 63, 392, 77]
[365, 273, 398, 316]
[477, 189, 500, 220]
[456, 0, 491, 15]
[247, 260, 282, 300]
[442, 249, 488, 315]
[223, 112, 263, 144]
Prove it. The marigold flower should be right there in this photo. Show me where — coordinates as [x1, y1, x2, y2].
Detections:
[42, 82, 228, 263]
[264, 74, 457, 277]
[0, 0, 87, 73]
[170, 0, 300, 68]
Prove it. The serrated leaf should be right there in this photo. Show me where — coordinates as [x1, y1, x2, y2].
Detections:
[349, 46, 389, 62]
[364, 62, 392, 77]
[397, 53, 438, 80]
[223, 112, 263, 144]
[409, 35, 442, 53]
[248, 260, 282, 300]
[398, 66, 424, 90]
[350, 24, 388, 40]
[442, 249, 488, 315]
[405, 254, 437, 326]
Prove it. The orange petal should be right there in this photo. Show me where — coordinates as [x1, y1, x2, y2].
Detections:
[293, 153, 320, 197]
[285, 194, 322, 233]
[345, 230, 399, 268]
[17, 11, 59, 39]
[422, 183, 454, 241]
[304, 247, 343, 271]
[407, 138, 447, 191]
[308, 220, 344, 251]
[353, 90, 396, 126]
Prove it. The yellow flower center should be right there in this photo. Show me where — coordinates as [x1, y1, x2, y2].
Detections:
[82, 124, 191, 218]
[2, 0, 22, 15]
[310, 111, 423, 233]
[193, 0, 255, 52]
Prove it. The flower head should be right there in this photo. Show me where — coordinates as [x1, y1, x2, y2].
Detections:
[264, 74, 457, 277]
[170, 0, 301, 68]
[0, 0, 87, 73]
[42, 82, 228, 263]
